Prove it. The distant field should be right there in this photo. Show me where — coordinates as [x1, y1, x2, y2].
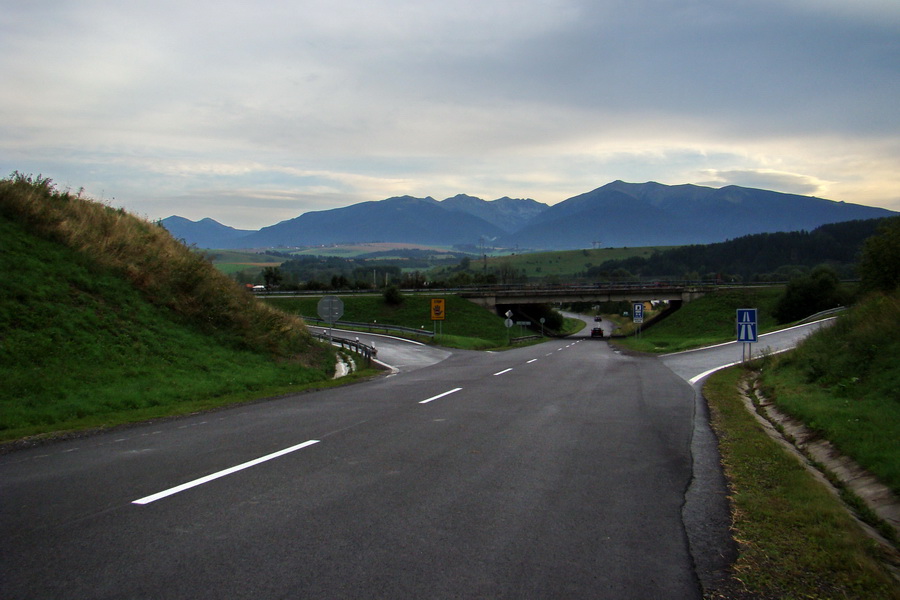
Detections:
[207, 250, 286, 263]
[206, 250, 285, 275]
[213, 262, 282, 275]
[288, 242, 457, 258]
[482, 246, 673, 278]
[207, 244, 678, 281]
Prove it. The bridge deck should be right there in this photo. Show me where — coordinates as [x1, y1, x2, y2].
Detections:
[459, 284, 716, 308]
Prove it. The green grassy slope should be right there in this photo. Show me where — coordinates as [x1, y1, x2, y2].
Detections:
[704, 368, 899, 599]
[266, 294, 512, 348]
[0, 175, 336, 442]
[615, 287, 784, 352]
[761, 291, 900, 495]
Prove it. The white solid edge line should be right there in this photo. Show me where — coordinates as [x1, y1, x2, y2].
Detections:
[664, 316, 839, 357]
[309, 326, 427, 346]
[132, 439, 321, 505]
[689, 363, 740, 385]
[687, 346, 797, 384]
[419, 387, 463, 404]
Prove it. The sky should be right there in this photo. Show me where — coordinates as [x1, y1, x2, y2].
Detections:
[2, 0, 899, 229]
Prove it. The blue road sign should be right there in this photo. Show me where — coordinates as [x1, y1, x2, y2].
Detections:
[736, 308, 758, 343]
[633, 302, 644, 323]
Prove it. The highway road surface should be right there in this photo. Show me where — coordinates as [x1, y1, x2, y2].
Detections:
[1, 318, 832, 599]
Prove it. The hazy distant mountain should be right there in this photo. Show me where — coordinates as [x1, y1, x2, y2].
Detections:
[439, 194, 548, 233]
[162, 182, 897, 250]
[501, 181, 897, 249]
[160, 216, 253, 248]
[233, 195, 507, 248]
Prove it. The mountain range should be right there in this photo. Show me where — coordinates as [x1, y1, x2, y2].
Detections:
[161, 181, 897, 250]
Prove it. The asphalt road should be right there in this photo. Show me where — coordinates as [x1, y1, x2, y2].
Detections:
[1, 318, 832, 599]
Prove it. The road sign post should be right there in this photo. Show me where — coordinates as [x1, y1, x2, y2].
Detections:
[430, 298, 445, 321]
[431, 298, 445, 337]
[633, 302, 644, 337]
[317, 295, 344, 343]
[736, 308, 758, 361]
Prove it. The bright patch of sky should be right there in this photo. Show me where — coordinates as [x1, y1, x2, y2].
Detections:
[2, 0, 898, 228]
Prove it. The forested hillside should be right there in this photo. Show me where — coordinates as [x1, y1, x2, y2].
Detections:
[589, 218, 893, 281]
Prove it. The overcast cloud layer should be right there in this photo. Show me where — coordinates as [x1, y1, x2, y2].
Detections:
[3, 0, 899, 228]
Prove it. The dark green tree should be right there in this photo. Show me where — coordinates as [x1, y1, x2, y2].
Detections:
[383, 285, 404, 306]
[858, 217, 900, 293]
[262, 266, 282, 289]
[773, 265, 849, 323]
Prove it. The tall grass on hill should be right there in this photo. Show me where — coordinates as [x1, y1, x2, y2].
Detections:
[1, 173, 339, 441]
[0, 173, 328, 364]
[761, 290, 900, 495]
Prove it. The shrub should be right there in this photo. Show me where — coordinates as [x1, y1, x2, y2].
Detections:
[858, 216, 900, 293]
[773, 265, 849, 323]
[383, 285, 404, 306]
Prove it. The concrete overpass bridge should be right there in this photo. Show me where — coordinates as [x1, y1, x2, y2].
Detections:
[459, 283, 716, 311]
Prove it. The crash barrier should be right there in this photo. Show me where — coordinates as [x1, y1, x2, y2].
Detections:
[511, 335, 542, 343]
[312, 332, 378, 361]
[302, 316, 435, 338]
[796, 306, 847, 324]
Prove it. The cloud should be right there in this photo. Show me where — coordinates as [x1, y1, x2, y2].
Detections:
[698, 170, 832, 197]
[2, 0, 899, 228]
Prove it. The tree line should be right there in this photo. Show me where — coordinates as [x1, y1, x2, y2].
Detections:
[587, 218, 891, 283]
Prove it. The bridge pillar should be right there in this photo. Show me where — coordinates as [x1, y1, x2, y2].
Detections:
[681, 289, 707, 303]
[464, 295, 497, 311]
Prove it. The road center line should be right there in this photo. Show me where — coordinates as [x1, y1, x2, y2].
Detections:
[494, 368, 513, 376]
[526, 359, 538, 364]
[419, 387, 462, 404]
[132, 439, 321, 505]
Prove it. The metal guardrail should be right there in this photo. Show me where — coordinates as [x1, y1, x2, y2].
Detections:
[796, 306, 847, 324]
[312, 332, 378, 360]
[511, 335, 542, 343]
[303, 316, 435, 338]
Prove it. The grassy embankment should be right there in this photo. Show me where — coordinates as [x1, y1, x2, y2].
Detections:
[604, 278, 899, 595]
[0, 174, 341, 443]
[759, 291, 900, 497]
[265, 295, 584, 350]
[705, 365, 899, 599]
[612, 286, 785, 353]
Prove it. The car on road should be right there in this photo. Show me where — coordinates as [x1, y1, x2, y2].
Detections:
[591, 327, 604, 338]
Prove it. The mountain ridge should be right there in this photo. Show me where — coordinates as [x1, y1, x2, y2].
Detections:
[161, 182, 897, 250]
